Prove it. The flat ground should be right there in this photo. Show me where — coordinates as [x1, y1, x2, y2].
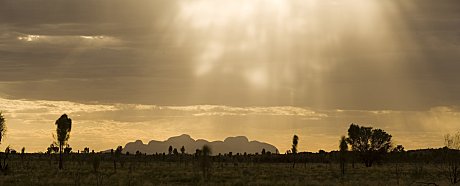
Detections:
[0, 156, 452, 185]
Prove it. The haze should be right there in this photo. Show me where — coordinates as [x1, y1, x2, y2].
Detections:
[1, 0, 460, 153]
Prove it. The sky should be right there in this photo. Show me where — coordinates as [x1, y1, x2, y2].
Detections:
[0, 0, 460, 153]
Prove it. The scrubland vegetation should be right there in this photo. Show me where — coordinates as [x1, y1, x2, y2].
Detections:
[0, 112, 459, 185]
[0, 151, 456, 185]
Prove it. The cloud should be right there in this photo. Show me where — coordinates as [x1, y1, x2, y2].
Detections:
[0, 97, 116, 115]
[165, 105, 327, 118]
[1, 97, 460, 153]
[15, 34, 122, 47]
[0, 0, 460, 110]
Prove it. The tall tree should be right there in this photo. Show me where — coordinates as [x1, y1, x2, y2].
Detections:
[55, 114, 72, 170]
[339, 136, 348, 175]
[168, 145, 173, 155]
[0, 112, 7, 172]
[292, 135, 299, 168]
[113, 146, 122, 172]
[201, 145, 212, 179]
[180, 146, 185, 154]
[0, 112, 6, 144]
[346, 123, 392, 167]
[443, 132, 460, 184]
[180, 146, 186, 166]
[292, 135, 299, 154]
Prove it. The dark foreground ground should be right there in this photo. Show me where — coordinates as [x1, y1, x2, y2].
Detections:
[0, 153, 454, 185]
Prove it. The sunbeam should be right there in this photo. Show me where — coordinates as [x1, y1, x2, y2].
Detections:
[178, 0, 422, 110]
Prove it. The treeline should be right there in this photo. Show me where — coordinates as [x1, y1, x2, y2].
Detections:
[0, 145, 456, 174]
[10, 145, 453, 165]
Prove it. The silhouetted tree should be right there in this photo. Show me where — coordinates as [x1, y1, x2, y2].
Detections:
[443, 132, 460, 184]
[0, 112, 5, 144]
[0, 112, 7, 173]
[391, 144, 404, 185]
[392, 145, 405, 153]
[64, 144, 72, 154]
[201, 145, 212, 180]
[92, 153, 102, 185]
[180, 146, 185, 154]
[292, 135, 299, 168]
[173, 148, 179, 155]
[20, 147, 25, 166]
[55, 114, 72, 169]
[346, 123, 392, 167]
[339, 136, 348, 176]
[180, 146, 186, 165]
[292, 135, 299, 154]
[168, 145, 173, 155]
[83, 147, 90, 154]
[262, 148, 266, 155]
[47, 144, 59, 154]
[195, 149, 202, 156]
[92, 154, 101, 172]
[318, 150, 327, 164]
[1, 146, 10, 174]
[113, 146, 122, 172]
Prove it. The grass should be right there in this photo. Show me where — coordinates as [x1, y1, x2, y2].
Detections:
[0, 154, 452, 185]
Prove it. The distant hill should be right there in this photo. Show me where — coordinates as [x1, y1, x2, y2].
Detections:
[121, 134, 278, 155]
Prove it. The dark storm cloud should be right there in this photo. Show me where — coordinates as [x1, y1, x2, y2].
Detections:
[0, 0, 197, 103]
[0, 0, 460, 110]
